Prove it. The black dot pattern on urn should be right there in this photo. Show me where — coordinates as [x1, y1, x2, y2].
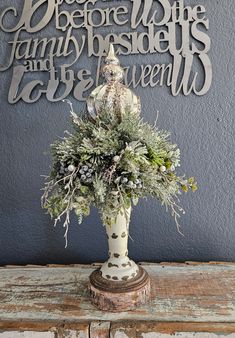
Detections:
[122, 276, 129, 281]
[122, 261, 132, 268]
[114, 253, 120, 258]
[106, 275, 111, 279]
[108, 262, 119, 268]
[111, 233, 118, 239]
[112, 276, 118, 280]
[121, 232, 127, 238]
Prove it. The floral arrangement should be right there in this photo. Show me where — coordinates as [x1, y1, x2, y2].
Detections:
[42, 106, 197, 246]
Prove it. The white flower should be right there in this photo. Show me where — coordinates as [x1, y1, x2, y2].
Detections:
[68, 164, 76, 172]
[160, 165, 166, 172]
[111, 191, 119, 196]
[121, 177, 128, 184]
[127, 181, 134, 187]
[113, 155, 120, 163]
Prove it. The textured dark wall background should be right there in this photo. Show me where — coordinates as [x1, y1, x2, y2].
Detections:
[0, 0, 234, 265]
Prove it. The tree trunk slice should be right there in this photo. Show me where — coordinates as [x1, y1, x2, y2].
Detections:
[89, 266, 150, 312]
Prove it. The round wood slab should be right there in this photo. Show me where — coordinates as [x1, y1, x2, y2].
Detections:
[89, 266, 151, 312]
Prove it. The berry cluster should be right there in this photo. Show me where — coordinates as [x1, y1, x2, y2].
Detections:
[120, 177, 143, 190]
[57, 162, 94, 184]
[79, 165, 94, 183]
[58, 163, 69, 177]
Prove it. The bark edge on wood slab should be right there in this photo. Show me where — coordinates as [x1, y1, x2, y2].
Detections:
[89, 266, 150, 312]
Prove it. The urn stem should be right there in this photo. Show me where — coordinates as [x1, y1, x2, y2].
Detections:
[100, 207, 139, 281]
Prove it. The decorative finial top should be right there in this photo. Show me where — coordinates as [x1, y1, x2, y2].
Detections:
[87, 44, 141, 120]
[105, 44, 120, 65]
[102, 44, 124, 83]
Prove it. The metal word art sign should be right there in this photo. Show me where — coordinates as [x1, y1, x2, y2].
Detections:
[0, 0, 212, 104]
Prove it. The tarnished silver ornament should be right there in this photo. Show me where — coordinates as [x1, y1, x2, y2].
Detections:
[87, 44, 141, 121]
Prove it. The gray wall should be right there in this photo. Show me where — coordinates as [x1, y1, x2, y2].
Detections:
[0, 0, 234, 265]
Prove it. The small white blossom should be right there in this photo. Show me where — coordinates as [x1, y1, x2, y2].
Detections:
[160, 165, 166, 172]
[68, 164, 76, 172]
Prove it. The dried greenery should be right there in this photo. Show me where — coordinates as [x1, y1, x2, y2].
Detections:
[42, 107, 197, 246]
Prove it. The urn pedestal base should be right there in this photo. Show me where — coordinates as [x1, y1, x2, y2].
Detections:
[89, 266, 151, 312]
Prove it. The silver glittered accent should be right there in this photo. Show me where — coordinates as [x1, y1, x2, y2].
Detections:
[87, 44, 141, 121]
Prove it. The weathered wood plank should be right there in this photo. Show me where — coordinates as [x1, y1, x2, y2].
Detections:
[111, 332, 235, 338]
[111, 322, 235, 335]
[2, 322, 235, 334]
[111, 330, 235, 338]
[0, 323, 89, 333]
[56, 323, 89, 338]
[90, 322, 110, 338]
[0, 333, 54, 338]
[0, 263, 234, 323]
[57, 329, 88, 338]
[0, 324, 89, 338]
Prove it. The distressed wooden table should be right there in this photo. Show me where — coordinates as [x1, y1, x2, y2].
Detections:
[0, 262, 235, 337]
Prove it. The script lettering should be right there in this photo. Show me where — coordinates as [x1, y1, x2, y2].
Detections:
[0, 0, 212, 104]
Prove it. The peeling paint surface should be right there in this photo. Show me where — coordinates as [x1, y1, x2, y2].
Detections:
[0, 332, 54, 338]
[0, 263, 235, 322]
[60, 330, 87, 338]
[90, 321, 110, 338]
[140, 334, 235, 338]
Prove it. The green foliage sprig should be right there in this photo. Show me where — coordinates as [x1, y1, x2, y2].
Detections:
[42, 107, 197, 246]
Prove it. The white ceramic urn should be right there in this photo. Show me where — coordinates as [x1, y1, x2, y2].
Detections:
[100, 207, 139, 281]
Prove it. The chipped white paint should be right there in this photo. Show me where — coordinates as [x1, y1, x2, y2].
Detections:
[1, 330, 235, 338]
[141, 334, 235, 338]
[0, 332, 54, 338]
[111, 331, 129, 338]
[0, 330, 235, 338]
[61, 330, 87, 338]
[0, 263, 235, 322]
[90, 321, 110, 338]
